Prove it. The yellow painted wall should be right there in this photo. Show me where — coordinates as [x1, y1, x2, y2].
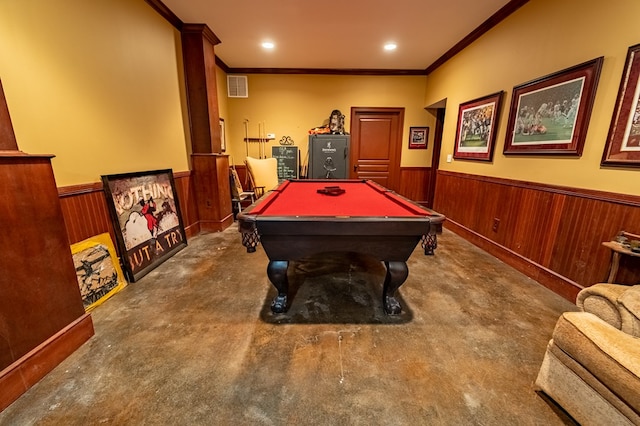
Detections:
[426, 0, 640, 196]
[221, 74, 435, 170]
[0, 0, 189, 186]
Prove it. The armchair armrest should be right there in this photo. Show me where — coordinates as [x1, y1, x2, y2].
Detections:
[619, 286, 640, 337]
[577, 283, 628, 329]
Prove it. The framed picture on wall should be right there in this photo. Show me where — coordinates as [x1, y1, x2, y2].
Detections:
[503, 57, 603, 155]
[453, 91, 504, 161]
[408, 127, 429, 149]
[102, 169, 187, 282]
[219, 117, 226, 152]
[601, 43, 640, 167]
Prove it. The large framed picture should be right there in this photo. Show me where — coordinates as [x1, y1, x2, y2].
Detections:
[602, 44, 640, 167]
[102, 169, 187, 282]
[503, 57, 603, 155]
[453, 91, 504, 161]
[408, 127, 429, 149]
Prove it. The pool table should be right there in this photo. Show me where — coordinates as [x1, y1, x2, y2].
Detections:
[237, 179, 445, 315]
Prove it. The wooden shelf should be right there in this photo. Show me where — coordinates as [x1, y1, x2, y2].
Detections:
[244, 138, 275, 142]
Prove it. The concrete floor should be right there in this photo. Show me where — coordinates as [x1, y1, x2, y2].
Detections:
[0, 225, 577, 425]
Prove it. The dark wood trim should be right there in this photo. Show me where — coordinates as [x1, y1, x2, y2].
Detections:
[215, 56, 231, 74]
[182, 23, 221, 46]
[143, 0, 183, 30]
[0, 314, 94, 412]
[424, 0, 529, 74]
[58, 171, 190, 198]
[427, 108, 445, 207]
[58, 182, 103, 197]
[144, 0, 523, 77]
[224, 67, 427, 76]
[437, 170, 640, 207]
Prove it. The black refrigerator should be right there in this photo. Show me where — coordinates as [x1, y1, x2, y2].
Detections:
[308, 134, 350, 179]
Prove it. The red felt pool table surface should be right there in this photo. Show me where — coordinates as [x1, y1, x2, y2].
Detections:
[251, 179, 431, 218]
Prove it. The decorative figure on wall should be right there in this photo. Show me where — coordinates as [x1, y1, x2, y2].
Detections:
[329, 109, 347, 134]
[279, 136, 294, 145]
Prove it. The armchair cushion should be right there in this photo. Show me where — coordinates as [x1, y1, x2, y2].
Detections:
[552, 311, 640, 412]
[245, 157, 279, 197]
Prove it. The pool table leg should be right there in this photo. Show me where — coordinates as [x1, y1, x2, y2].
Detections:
[421, 233, 437, 255]
[267, 260, 289, 313]
[383, 261, 409, 315]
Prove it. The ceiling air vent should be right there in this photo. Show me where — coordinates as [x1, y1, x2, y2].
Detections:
[227, 75, 248, 98]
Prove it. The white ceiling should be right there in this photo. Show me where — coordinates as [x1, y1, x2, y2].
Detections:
[160, 0, 514, 71]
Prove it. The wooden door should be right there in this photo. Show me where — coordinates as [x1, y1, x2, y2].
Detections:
[349, 107, 404, 191]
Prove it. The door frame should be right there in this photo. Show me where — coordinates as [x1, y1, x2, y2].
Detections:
[426, 107, 445, 207]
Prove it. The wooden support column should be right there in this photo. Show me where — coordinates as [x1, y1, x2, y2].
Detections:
[0, 80, 18, 150]
[181, 24, 232, 230]
[0, 80, 94, 412]
[192, 153, 234, 231]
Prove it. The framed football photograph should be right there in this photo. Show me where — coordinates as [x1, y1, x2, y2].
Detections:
[453, 91, 504, 161]
[503, 57, 603, 155]
[601, 43, 640, 167]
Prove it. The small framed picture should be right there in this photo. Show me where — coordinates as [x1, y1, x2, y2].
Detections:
[454, 91, 504, 161]
[503, 57, 603, 156]
[601, 43, 640, 167]
[219, 117, 226, 152]
[408, 127, 429, 149]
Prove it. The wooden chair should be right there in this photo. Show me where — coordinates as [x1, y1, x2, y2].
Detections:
[245, 156, 279, 198]
[229, 165, 254, 214]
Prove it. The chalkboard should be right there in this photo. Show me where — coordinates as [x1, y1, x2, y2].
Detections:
[271, 146, 299, 182]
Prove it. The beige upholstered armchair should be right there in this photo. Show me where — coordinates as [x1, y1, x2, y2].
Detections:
[245, 156, 279, 198]
[536, 283, 640, 424]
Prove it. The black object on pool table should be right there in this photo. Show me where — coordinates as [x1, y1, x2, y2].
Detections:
[316, 185, 345, 196]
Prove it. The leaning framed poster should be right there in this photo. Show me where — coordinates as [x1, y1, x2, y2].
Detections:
[601, 43, 640, 167]
[503, 57, 603, 156]
[102, 169, 187, 282]
[71, 232, 127, 311]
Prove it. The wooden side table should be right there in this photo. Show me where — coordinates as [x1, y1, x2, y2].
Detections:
[602, 240, 640, 283]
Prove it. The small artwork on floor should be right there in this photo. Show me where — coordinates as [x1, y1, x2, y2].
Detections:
[71, 232, 127, 312]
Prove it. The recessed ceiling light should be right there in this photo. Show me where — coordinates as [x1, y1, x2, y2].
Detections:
[384, 42, 397, 51]
[262, 42, 275, 49]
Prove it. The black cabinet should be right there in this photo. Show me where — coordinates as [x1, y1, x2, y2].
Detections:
[308, 134, 350, 179]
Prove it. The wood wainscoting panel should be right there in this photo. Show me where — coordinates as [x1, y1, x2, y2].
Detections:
[59, 182, 113, 246]
[172, 171, 200, 239]
[434, 170, 640, 301]
[398, 167, 430, 204]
